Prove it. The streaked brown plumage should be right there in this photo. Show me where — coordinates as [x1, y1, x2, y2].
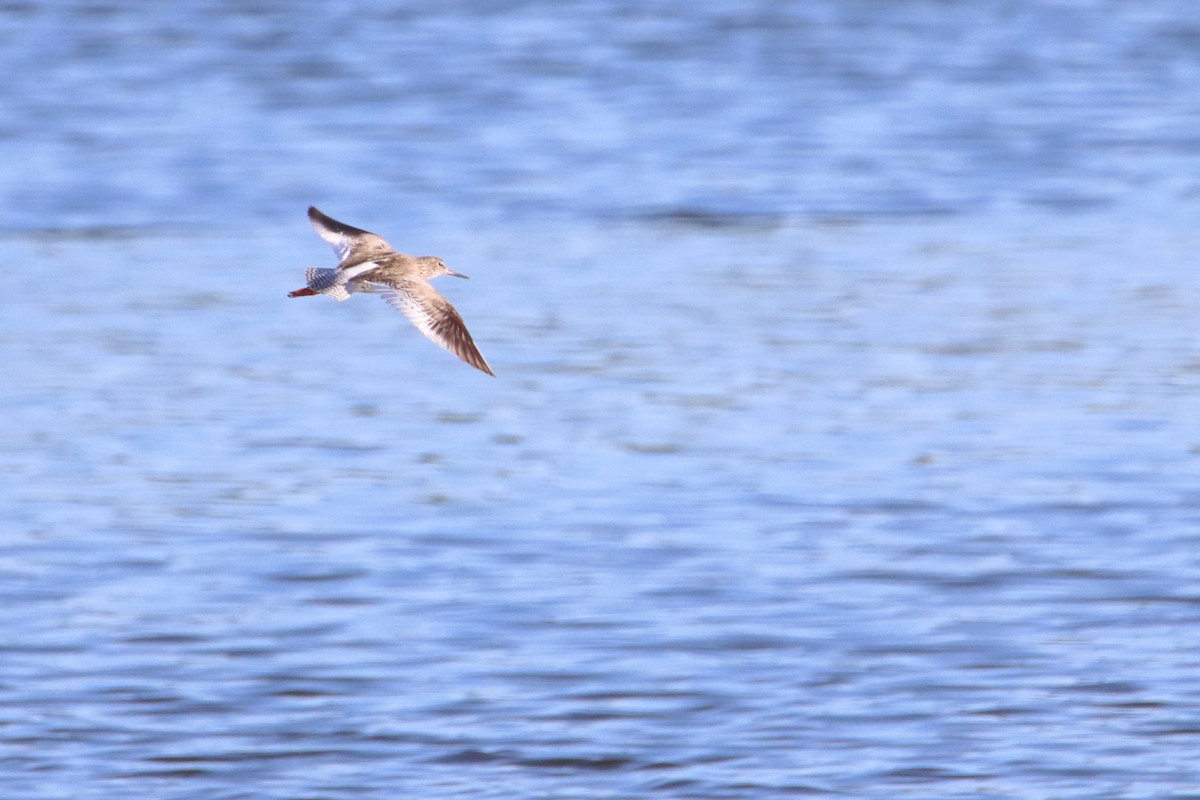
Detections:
[288, 207, 495, 376]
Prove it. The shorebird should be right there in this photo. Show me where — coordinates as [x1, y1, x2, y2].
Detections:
[289, 207, 494, 376]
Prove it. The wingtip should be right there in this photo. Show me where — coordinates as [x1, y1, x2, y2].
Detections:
[460, 347, 495, 376]
[465, 355, 496, 377]
[469, 351, 496, 377]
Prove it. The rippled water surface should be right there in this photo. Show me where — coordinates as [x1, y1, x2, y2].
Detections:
[3, 2, 1200, 798]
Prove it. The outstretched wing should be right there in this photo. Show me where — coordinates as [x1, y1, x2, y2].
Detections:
[308, 207, 397, 268]
[378, 279, 495, 376]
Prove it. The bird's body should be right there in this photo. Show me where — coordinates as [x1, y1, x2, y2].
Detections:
[289, 207, 494, 376]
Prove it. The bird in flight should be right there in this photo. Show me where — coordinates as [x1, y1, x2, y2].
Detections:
[289, 207, 494, 376]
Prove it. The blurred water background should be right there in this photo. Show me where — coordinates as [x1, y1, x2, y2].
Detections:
[2, 1, 1200, 798]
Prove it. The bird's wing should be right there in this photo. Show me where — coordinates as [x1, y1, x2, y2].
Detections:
[308, 206, 397, 268]
[378, 279, 495, 376]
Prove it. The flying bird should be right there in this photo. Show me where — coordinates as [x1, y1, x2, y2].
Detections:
[289, 207, 494, 376]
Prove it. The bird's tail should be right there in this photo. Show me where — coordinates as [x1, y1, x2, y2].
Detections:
[304, 267, 352, 301]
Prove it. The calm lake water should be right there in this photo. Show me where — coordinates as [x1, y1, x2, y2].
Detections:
[2, 2, 1200, 798]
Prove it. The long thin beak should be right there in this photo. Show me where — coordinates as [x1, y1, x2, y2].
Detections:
[446, 269, 470, 279]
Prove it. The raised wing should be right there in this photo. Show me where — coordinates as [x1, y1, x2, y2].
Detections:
[379, 279, 495, 376]
[308, 207, 397, 268]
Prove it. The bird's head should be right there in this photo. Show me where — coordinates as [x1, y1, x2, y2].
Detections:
[422, 256, 469, 280]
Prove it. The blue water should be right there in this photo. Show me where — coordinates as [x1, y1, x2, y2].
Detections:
[2, 2, 1200, 798]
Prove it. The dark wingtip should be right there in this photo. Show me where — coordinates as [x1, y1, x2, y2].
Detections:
[468, 354, 496, 377]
